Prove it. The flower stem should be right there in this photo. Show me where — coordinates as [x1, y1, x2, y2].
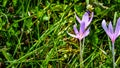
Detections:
[112, 42, 115, 68]
[82, 38, 85, 58]
[79, 40, 84, 68]
[82, 38, 85, 67]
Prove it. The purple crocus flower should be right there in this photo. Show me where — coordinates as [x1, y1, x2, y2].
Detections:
[68, 11, 93, 68]
[102, 18, 120, 43]
[75, 11, 94, 29]
[68, 22, 90, 41]
[68, 11, 93, 40]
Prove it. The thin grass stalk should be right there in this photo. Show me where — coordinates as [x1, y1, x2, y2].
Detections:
[86, 0, 89, 6]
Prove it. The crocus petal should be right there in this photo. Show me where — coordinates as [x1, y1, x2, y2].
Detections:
[88, 12, 94, 25]
[67, 32, 77, 38]
[102, 20, 109, 34]
[115, 18, 120, 37]
[102, 20, 112, 38]
[108, 21, 113, 34]
[73, 24, 79, 35]
[80, 22, 85, 34]
[82, 28, 90, 39]
[82, 12, 89, 27]
[75, 13, 82, 23]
